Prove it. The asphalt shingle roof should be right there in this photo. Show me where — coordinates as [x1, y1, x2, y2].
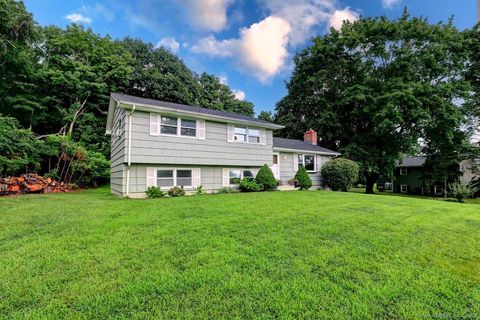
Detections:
[111, 93, 281, 128]
[273, 137, 339, 154]
[396, 156, 426, 167]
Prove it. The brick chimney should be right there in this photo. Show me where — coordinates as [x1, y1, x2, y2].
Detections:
[303, 129, 317, 145]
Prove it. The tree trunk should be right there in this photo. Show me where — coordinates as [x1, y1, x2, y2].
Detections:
[365, 174, 379, 194]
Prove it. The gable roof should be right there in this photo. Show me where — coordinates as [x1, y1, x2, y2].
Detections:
[273, 137, 340, 155]
[396, 156, 425, 167]
[106, 93, 284, 132]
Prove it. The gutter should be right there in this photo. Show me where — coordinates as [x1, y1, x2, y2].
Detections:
[125, 105, 136, 197]
[273, 147, 341, 156]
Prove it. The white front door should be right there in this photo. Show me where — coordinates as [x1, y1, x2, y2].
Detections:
[271, 153, 280, 179]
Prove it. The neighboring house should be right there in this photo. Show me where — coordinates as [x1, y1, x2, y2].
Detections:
[105, 93, 340, 198]
[393, 156, 479, 195]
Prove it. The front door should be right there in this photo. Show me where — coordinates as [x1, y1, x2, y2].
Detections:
[271, 153, 280, 179]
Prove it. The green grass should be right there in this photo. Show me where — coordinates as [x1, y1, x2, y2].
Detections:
[1, 187, 479, 319]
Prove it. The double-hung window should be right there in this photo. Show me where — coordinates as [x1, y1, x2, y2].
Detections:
[400, 168, 408, 176]
[234, 126, 260, 144]
[400, 185, 408, 193]
[298, 154, 316, 172]
[229, 169, 255, 185]
[160, 116, 197, 137]
[156, 169, 192, 187]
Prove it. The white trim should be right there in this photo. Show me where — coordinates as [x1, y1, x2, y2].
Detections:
[298, 154, 317, 172]
[223, 168, 258, 186]
[271, 152, 280, 179]
[293, 153, 298, 171]
[229, 125, 262, 145]
[400, 167, 408, 175]
[148, 168, 196, 189]
[273, 147, 340, 156]
[157, 115, 199, 139]
[400, 185, 408, 193]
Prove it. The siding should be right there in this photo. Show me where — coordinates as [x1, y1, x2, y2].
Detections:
[128, 111, 273, 166]
[278, 152, 332, 188]
[110, 107, 126, 194]
[126, 164, 261, 197]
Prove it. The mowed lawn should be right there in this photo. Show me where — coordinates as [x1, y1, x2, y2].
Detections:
[0, 188, 479, 319]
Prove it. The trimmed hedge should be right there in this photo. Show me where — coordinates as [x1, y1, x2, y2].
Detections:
[321, 158, 359, 191]
[294, 166, 312, 190]
[255, 164, 277, 191]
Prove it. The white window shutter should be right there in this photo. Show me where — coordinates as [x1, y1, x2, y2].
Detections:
[197, 120, 206, 140]
[149, 113, 160, 135]
[227, 124, 235, 142]
[260, 129, 266, 145]
[316, 155, 322, 172]
[146, 167, 156, 187]
[222, 168, 230, 186]
[293, 154, 298, 171]
[192, 168, 201, 187]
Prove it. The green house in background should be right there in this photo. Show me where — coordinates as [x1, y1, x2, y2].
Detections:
[393, 157, 434, 195]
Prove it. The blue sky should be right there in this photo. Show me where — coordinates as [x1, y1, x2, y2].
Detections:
[24, 0, 477, 115]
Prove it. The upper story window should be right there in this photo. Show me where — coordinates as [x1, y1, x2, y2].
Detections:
[298, 154, 315, 172]
[234, 126, 260, 144]
[400, 167, 408, 175]
[151, 113, 204, 139]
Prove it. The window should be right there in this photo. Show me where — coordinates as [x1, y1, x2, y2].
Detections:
[160, 116, 178, 135]
[233, 126, 261, 144]
[157, 170, 174, 187]
[298, 154, 316, 171]
[229, 169, 255, 185]
[176, 170, 192, 186]
[400, 185, 408, 193]
[272, 154, 278, 165]
[180, 119, 196, 137]
[159, 115, 197, 137]
[400, 167, 408, 175]
[434, 185, 443, 196]
[156, 169, 192, 188]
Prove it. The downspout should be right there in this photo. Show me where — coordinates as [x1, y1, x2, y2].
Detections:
[126, 105, 136, 197]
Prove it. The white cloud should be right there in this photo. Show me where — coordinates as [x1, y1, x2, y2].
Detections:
[65, 13, 92, 24]
[232, 89, 246, 101]
[382, 0, 401, 8]
[180, 0, 233, 31]
[156, 37, 180, 53]
[218, 74, 228, 85]
[192, 16, 291, 83]
[329, 8, 359, 30]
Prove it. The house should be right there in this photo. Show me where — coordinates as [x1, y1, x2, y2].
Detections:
[393, 156, 479, 195]
[105, 93, 340, 198]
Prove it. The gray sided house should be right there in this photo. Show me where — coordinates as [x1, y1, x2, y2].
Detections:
[106, 93, 340, 198]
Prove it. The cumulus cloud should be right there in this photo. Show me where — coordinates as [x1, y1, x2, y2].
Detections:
[232, 89, 246, 101]
[191, 16, 291, 83]
[180, 0, 233, 31]
[382, 0, 402, 8]
[156, 37, 180, 53]
[329, 7, 359, 30]
[65, 13, 92, 24]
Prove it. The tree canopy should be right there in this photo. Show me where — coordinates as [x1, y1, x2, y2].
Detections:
[275, 12, 475, 193]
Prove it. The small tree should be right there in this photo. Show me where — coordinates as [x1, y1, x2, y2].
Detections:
[255, 164, 277, 191]
[449, 182, 474, 203]
[321, 158, 359, 191]
[294, 166, 312, 190]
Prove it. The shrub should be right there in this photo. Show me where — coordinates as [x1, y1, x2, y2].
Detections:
[146, 186, 165, 199]
[168, 186, 185, 197]
[449, 182, 474, 203]
[321, 158, 359, 191]
[294, 166, 312, 190]
[194, 185, 205, 196]
[255, 164, 277, 191]
[239, 178, 261, 192]
[218, 187, 238, 194]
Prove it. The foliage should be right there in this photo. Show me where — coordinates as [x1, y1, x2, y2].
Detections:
[145, 186, 165, 199]
[257, 111, 274, 122]
[470, 177, 480, 198]
[239, 178, 262, 192]
[294, 166, 312, 190]
[167, 186, 185, 197]
[448, 182, 474, 203]
[0, 115, 42, 176]
[275, 12, 472, 194]
[2, 187, 480, 318]
[218, 187, 239, 194]
[194, 185, 205, 196]
[196, 73, 255, 116]
[254, 164, 277, 191]
[321, 158, 360, 191]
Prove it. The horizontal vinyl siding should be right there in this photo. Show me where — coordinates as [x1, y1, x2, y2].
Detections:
[128, 111, 273, 166]
[110, 107, 126, 195]
[279, 152, 332, 188]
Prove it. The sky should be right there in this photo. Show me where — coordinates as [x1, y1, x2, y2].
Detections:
[24, 0, 478, 115]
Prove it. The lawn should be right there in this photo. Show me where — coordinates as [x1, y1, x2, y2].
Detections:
[0, 188, 479, 319]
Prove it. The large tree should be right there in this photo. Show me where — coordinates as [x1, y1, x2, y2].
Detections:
[275, 12, 471, 193]
[196, 73, 254, 116]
